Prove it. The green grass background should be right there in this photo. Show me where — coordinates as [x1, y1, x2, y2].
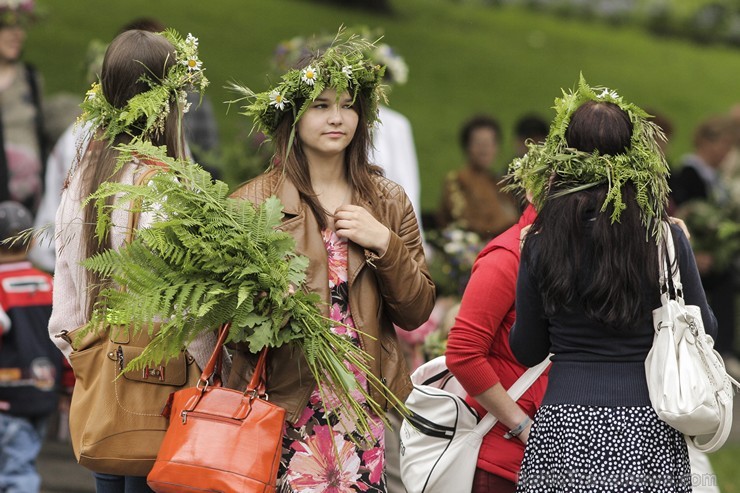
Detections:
[24, 0, 740, 489]
[25, 0, 740, 213]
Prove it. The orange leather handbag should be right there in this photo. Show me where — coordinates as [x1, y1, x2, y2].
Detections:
[147, 325, 285, 493]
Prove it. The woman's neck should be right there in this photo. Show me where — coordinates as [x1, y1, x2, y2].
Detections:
[307, 153, 348, 194]
[306, 154, 351, 225]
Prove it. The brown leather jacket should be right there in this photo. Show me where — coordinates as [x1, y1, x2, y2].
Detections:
[227, 170, 435, 423]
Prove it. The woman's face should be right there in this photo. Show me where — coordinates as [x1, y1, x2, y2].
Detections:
[466, 126, 499, 171]
[296, 88, 359, 159]
[0, 26, 26, 63]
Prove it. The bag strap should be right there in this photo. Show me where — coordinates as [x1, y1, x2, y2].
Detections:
[248, 347, 269, 397]
[199, 323, 231, 387]
[658, 221, 687, 304]
[198, 323, 268, 396]
[689, 401, 733, 453]
[474, 355, 551, 435]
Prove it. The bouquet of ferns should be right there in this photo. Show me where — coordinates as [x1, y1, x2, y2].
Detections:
[82, 141, 403, 436]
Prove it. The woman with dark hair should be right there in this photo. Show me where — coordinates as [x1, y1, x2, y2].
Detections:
[48, 29, 210, 493]
[507, 77, 716, 493]
[228, 36, 434, 492]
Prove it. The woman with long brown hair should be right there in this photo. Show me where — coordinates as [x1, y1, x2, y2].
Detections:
[229, 36, 435, 492]
[48, 29, 209, 493]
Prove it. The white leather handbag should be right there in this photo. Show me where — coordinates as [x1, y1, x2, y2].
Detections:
[645, 222, 740, 452]
[399, 355, 550, 493]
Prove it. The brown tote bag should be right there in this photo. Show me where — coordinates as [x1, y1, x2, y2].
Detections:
[66, 167, 201, 476]
[147, 324, 285, 493]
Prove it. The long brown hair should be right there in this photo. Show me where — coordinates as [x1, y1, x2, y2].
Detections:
[271, 87, 383, 230]
[80, 29, 185, 318]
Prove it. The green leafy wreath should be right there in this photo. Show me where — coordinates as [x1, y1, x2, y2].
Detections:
[504, 74, 670, 240]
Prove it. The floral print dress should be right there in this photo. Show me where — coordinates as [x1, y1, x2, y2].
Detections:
[277, 229, 386, 493]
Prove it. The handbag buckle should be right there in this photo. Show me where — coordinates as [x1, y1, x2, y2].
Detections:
[143, 365, 166, 381]
[245, 389, 269, 401]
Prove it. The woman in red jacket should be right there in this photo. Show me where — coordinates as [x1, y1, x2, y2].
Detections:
[445, 201, 547, 493]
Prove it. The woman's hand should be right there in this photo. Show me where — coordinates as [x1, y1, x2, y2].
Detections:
[334, 205, 391, 256]
[519, 225, 532, 252]
[668, 216, 691, 240]
[518, 421, 532, 445]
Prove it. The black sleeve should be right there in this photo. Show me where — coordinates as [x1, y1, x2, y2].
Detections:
[669, 166, 707, 206]
[510, 249, 551, 367]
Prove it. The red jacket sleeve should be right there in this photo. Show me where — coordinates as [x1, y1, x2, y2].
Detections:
[446, 247, 518, 396]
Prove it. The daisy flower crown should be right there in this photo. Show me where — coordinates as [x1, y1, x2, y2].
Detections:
[503, 74, 670, 240]
[0, 0, 36, 27]
[231, 29, 387, 139]
[79, 29, 209, 144]
[272, 26, 408, 87]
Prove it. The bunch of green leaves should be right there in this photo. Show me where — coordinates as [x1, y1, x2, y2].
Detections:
[677, 199, 740, 273]
[82, 141, 405, 436]
[503, 73, 671, 240]
[229, 27, 387, 139]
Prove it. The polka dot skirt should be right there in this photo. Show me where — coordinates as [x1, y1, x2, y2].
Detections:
[516, 405, 691, 492]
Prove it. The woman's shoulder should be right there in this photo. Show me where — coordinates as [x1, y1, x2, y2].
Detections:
[370, 174, 408, 203]
[230, 170, 282, 204]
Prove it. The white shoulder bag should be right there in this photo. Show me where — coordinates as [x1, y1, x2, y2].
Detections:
[645, 222, 740, 452]
[399, 355, 550, 493]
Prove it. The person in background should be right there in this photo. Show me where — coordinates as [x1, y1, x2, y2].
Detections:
[229, 35, 434, 493]
[0, 0, 47, 215]
[509, 78, 714, 492]
[670, 116, 740, 380]
[437, 114, 519, 241]
[48, 29, 213, 493]
[0, 201, 60, 493]
[366, 41, 423, 235]
[512, 113, 548, 158]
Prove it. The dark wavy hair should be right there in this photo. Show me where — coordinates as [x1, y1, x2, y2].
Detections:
[523, 101, 662, 330]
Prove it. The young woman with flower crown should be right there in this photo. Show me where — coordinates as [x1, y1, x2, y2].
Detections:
[507, 77, 717, 493]
[47, 29, 212, 493]
[229, 35, 435, 493]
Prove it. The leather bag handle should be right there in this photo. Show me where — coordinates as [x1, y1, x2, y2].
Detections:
[199, 323, 231, 387]
[247, 347, 269, 397]
[197, 323, 268, 396]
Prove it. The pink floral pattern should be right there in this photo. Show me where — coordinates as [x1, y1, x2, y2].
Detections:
[277, 230, 385, 493]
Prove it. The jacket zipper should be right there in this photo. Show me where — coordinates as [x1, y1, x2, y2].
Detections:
[180, 409, 246, 425]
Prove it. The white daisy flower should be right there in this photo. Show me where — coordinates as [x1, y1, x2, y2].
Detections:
[185, 33, 199, 47]
[182, 56, 202, 72]
[598, 88, 619, 100]
[342, 65, 353, 78]
[269, 90, 289, 111]
[302, 65, 318, 86]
